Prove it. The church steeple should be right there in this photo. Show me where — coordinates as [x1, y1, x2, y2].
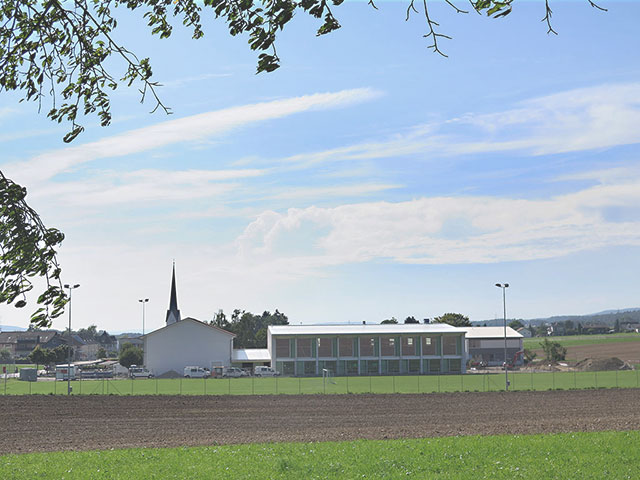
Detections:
[166, 262, 181, 325]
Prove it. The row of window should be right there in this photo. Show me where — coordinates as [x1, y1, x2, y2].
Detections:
[274, 335, 461, 359]
[275, 358, 463, 376]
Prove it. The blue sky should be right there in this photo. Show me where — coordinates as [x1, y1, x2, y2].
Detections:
[2, 1, 640, 332]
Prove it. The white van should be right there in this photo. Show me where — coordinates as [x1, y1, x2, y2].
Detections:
[184, 366, 209, 378]
[254, 366, 279, 377]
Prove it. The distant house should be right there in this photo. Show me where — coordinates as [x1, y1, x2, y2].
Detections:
[621, 322, 640, 333]
[516, 327, 532, 338]
[117, 336, 143, 351]
[582, 324, 610, 335]
[97, 331, 118, 353]
[0, 331, 66, 358]
[462, 327, 524, 367]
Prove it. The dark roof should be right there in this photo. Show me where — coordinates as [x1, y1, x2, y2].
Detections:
[165, 262, 181, 325]
[0, 331, 59, 344]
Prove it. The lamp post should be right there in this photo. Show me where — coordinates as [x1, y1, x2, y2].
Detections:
[63, 283, 80, 395]
[138, 298, 149, 335]
[495, 283, 509, 391]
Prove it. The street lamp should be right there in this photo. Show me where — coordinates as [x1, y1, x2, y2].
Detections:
[495, 283, 509, 391]
[63, 283, 80, 395]
[138, 298, 149, 335]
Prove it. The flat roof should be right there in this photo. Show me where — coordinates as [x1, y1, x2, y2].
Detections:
[461, 326, 522, 339]
[232, 348, 271, 362]
[268, 324, 464, 336]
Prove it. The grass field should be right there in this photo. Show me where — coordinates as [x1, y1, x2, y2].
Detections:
[1, 430, 638, 479]
[2, 368, 639, 395]
[523, 332, 640, 349]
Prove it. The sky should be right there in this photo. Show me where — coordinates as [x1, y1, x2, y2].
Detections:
[2, 0, 640, 333]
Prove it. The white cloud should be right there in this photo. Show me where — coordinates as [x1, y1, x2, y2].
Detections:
[274, 83, 640, 167]
[235, 169, 640, 271]
[30, 168, 267, 207]
[2, 87, 382, 185]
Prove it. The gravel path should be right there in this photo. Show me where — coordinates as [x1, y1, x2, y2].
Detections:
[1, 389, 639, 454]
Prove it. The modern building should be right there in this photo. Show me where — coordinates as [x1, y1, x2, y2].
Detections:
[0, 330, 67, 358]
[267, 324, 467, 376]
[462, 326, 523, 367]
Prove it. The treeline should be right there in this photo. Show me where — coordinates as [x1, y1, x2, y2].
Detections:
[210, 309, 289, 348]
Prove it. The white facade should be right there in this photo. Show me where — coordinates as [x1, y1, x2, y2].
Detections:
[462, 326, 524, 366]
[143, 317, 235, 376]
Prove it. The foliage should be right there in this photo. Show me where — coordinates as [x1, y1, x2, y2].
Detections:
[0, 347, 12, 362]
[212, 309, 289, 349]
[96, 347, 107, 359]
[381, 317, 398, 324]
[0, 172, 67, 328]
[27, 345, 47, 366]
[77, 325, 98, 342]
[508, 320, 524, 330]
[540, 338, 566, 363]
[51, 344, 72, 363]
[523, 348, 537, 365]
[118, 342, 143, 368]
[433, 312, 471, 327]
[1, 431, 640, 480]
[404, 316, 419, 324]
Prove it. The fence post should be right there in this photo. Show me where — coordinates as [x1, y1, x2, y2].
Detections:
[460, 373, 464, 392]
[29, 380, 32, 395]
[595, 371, 598, 388]
[180, 377, 182, 395]
[251, 376, 254, 395]
[615, 369, 618, 388]
[79, 376, 82, 395]
[437, 372, 441, 393]
[573, 370, 576, 390]
[54, 379, 57, 395]
[275, 376, 278, 395]
[346, 375, 349, 394]
[155, 377, 158, 394]
[418, 375, 421, 394]
[393, 375, 395, 394]
[530, 370, 533, 390]
[369, 375, 372, 393]
[228, 378, 231, 395]
[552, 370, 555, 390]
[131, 378, 134, 395]
[637, 368, 639, 388]
[204, 377, 206, 396]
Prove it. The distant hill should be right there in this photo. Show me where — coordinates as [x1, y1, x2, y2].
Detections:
[0, 325, 27, 332]
[473, 308, 640, 327]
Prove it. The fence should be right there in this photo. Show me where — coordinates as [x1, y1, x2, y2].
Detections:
[2, 368, 639, 396]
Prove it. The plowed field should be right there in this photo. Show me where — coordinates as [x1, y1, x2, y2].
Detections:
[1, 389, 639, 454]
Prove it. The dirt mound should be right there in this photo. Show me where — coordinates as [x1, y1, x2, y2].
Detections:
[574, 357, 632, 371]
[156, 370, 182, 379]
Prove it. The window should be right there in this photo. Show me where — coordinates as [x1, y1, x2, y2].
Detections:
[303, 360, 316, 375]
[360, 359, 379, 374]
[443, 336, 459, 355]
[319, 360, 337, 374]
[402, 337, 418, 356]
[359, 336, 377, 357]
[296, 338, 313, 357]
[382, 359, 400, 374]
[275, 338, 291, 358]
[380, 337, 397, 357]
[422, 336, 438, 355]
[317, 338, 335, 357]
[423, 358, 440, 374]
[339, 337, 354, 357]
[276, 361, 295, 375]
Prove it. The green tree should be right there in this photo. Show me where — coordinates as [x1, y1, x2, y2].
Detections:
[225, 309, 289, 349]
[77, 325, 99, 342]
[540, 338, 566, 363]
[381, 317, 398, 324]
[433, 313, 471, 328]
[210, 309, 229, 329]
[28, 345, 48, 369]
[118, 343, 143, 369]
[52, 344, 73, 364]
[404, 316, 419, 324]
[508, 320, 524, 330]
[96, 347, 108, 359]
[0, 348, 12, 362]
[523, 348, 537, 365]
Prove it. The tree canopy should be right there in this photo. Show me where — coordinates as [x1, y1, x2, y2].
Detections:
[211, 309, 289, 349]
[433, 312, 471, 327]
[118, 342, 143, 368]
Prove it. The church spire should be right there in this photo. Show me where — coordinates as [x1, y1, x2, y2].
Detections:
[166, 262, 181, 325]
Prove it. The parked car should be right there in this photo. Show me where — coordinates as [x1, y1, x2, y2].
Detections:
[254, 366, 280, 377]
[222, 367, 248, 378]
[129, 366, 153, 378]
[183, 366, 209, 378]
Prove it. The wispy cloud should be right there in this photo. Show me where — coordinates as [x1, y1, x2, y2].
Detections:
[3, 87, 382, 185]
[272, 83, 640, 167]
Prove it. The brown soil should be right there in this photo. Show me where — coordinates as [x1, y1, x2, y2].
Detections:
[567, 342, 640, 365]
[1, 389, 640, 455]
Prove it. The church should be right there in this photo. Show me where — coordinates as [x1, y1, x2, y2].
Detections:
[142, 264, 270, 376]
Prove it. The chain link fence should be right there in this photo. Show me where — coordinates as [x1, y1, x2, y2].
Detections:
[2, 368, 639, 395]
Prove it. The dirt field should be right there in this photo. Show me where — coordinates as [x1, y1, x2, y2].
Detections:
[566, 342, 640, 365]
[1, 389, 639, 455]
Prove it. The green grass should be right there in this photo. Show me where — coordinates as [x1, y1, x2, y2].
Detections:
[2, 369, 639, 396]
[1, 431, 639, 479]
[523, 332, 640, 349]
